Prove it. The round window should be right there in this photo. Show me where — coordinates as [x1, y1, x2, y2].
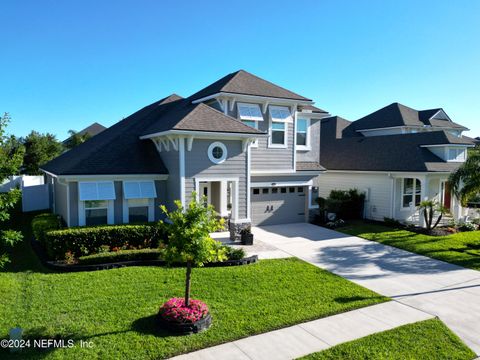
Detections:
[208, 142, 227, 164]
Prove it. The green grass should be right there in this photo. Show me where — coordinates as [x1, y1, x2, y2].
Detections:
[337, 221, 480, 271]
[300, 318, 476, 360]
[0, 209, 387, 359]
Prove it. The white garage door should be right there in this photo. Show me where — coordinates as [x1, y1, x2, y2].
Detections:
[251, 186, 306, 226]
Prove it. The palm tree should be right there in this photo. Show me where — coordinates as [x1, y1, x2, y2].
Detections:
[418, 200, 449, 232]
[449, 148, 480, 206]
[64, 130, 91, 150]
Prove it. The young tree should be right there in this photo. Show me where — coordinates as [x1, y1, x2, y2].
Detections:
[0, 113, 25, 268]
[160, 195, 226, 306]
[418, 200, 449, 232]
[22, 131, 63, 175]
[64, 129, 91, 150]
[449, 148, 480, 206]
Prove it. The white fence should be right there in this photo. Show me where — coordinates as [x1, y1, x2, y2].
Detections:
[0, 175, 50, 212]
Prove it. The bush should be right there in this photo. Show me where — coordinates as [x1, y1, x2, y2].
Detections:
[223, 246, 246, 260]
[44, 223, 165, 260]
[326, 189, 365, 220]
[77, 248, 162, 265]
[159, 298, 209, 324]
[32, 213, 64, 245]
[459, 222, 477, 232]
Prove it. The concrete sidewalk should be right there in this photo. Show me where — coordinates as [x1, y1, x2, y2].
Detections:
[171, 302, 433, 360]
[253, 223, 480, 355]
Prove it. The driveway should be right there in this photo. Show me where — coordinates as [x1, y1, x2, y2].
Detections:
[253, 223, 480, 355]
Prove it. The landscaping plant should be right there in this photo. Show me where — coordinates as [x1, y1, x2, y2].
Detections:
[418, 200, 449, 233]
[159, 194, 226, 313]
[0, 113, 25, 268]
[449, 147, 480, 206]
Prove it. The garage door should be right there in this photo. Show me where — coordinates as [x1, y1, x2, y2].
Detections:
[251, 186, 306, 226]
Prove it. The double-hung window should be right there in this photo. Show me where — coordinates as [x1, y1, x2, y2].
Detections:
[402, 178, 421, 208]
[237, 103, 263, 147]
[269, 106, 291, 148]
[78, 181, 116, 226]
[296, 118, 310, 150]
[122, 181, 157, 223]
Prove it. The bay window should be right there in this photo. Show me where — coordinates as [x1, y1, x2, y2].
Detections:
[402, 178, 421, 208]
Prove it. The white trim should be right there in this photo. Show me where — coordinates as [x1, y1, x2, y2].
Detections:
[78, 198, 114, 226]
[296, 111, 330, 119]
[230, 218, 251, 224]
[45, 174, 168, 182]
[140, 130, 267, 141]
[194, 176, 240, 220]
[246, 142, 251, 220]
[251, 170, 296, 175]
[268, 117, 288, 148]
[198, 182, 212, 206]
[296, 117, 311, 151]
[207, 141, 228, 164]
[122, 198, 155, 223]
[325, 170, 454, 176]
[293, 111, 297, 170]
[179, 137, 186, 208]
[191, 92, 313, 106]
[251, 180, 313, 187]
[66, 182, 71, 227]
[400, 177, 422, 209]
[420, 144, 474, 148]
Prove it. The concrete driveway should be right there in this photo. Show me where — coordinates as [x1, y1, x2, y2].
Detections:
[253, 223, 480, 355]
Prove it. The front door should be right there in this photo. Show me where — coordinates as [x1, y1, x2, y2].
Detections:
[443, 182, 452, 211]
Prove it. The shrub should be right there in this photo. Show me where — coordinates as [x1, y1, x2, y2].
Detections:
[77, 248, 163, 265]
[459, 222, 477, 232]
[159, 298, 209, 324]
[32, 213, 64, 245]
[223, 246, 246, 260]
[44, 223, 165, 260]
[326, 189, 365, 220]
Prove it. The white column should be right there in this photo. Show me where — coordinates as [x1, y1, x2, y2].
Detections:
[178, 137, 186, 208]
[219, 180, 228, 217]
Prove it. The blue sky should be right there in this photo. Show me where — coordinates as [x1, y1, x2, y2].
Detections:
[1, 0, 479, 139]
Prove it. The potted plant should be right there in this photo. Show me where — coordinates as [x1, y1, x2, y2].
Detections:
[240, 226, 253, 245]
[157, 194, 226, 334]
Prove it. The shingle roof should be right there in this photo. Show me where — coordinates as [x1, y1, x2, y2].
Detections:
[320, 127, 474, 172]
[62, 122, 106, 144]
[298, 104, 329, 113]
[348, 103, 467, 132]
[42, 92, 265, 176]
[190, 70, 311, 102]
[296, 162, 326, 171]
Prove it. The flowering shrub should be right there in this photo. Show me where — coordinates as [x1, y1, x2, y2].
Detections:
[159, 298, 209, 324]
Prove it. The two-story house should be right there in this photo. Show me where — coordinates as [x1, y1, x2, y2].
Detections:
[41, 70, 330, 239]
[317, 102, 475, 224]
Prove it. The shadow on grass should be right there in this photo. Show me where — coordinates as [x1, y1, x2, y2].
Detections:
[334, 295, 386, 304]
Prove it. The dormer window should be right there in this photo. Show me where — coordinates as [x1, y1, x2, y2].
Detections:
[269, 106, 291, 148]
[447, 148, 466, 162]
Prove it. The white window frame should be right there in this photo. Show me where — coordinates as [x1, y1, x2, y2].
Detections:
[240, 119, 259, 147]
[79, 199, 114, 226]
[401, 178, 421, 209]
[446, 147, 466, 162]
[268, 105, 291, 148]
[296, 118, 310, 151]
[122, 198, 155, 223]
[208, 141, 228, 164]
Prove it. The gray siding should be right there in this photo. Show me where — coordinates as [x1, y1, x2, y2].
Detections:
[158, 149, 180, 210]
[54, 179, 68, 225]
[252, 175, 317, 184]
[114, 181, 123, 224]
[69, 181, 78, 227]
[154, 180, 167, 220]
[184, 139, 248, 219]
[297, 118, 321, 163]
[227, 102, 294, 172]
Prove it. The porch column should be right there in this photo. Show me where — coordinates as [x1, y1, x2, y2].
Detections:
[219, 180, 228, 217]
[419, 177, 428, 227]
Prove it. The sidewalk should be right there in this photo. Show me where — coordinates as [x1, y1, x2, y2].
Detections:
[171, 301, 433, 360]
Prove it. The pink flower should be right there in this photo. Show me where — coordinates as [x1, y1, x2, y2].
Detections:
[159, 298, 209, 324]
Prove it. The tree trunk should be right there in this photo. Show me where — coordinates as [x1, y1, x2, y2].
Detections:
[424, 208, 430, 230]
[185, 260, 192, 307]
[433, 213, 443, 230]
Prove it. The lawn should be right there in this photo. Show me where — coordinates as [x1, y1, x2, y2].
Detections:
[336, 221, 480, 271]
[300, 318, 476, 360]
[1, 209, 387, 359]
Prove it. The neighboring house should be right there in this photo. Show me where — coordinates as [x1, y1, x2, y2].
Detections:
[62, 122, 107, 147]
[317, 103, 475, 224]
[41, 70, 329, 238]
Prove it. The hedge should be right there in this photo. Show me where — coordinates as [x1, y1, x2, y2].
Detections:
[44, 223, 165, 260]
[77, 248, 163, 265]
[32, 213, 64, 246]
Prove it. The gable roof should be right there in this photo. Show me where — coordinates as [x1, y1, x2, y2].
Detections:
[190, 70, 311, 102]
[320, 129, 474, 173]
[347, 103, 467, 133]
